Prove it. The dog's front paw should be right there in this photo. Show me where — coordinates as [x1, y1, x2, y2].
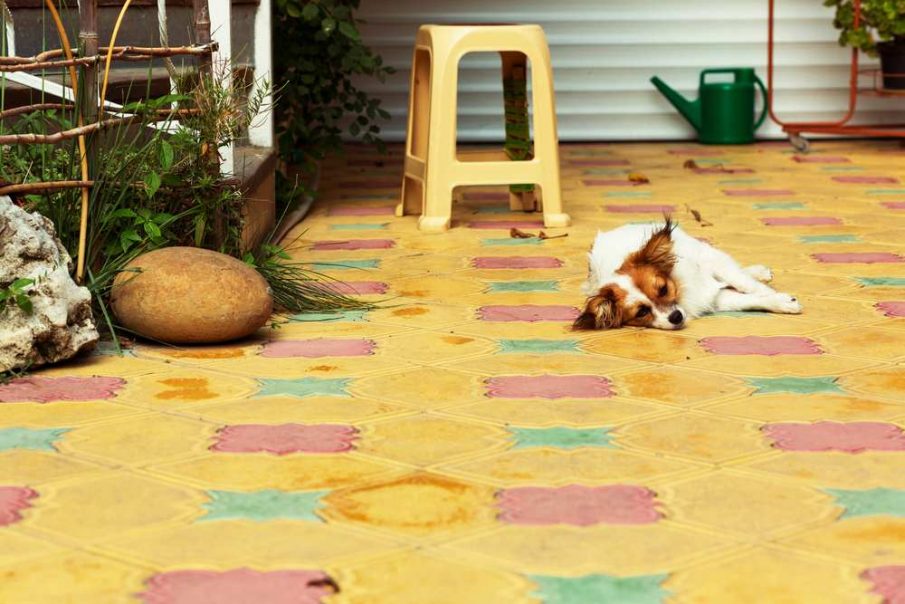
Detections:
[746, 265, 774, 283]
[771, 293, 803, 314]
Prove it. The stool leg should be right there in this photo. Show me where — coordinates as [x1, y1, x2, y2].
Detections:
[419, 53, 458, 232]
[400, 177, 423, 218]
[501, 51, 536, 213]
[528, 46, 570, 228]
[398, 47, 431, 218]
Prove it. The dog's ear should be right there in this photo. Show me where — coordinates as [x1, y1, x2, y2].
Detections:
[573, 308, 601, 330]
[573, 286, 622, 330]
[637, 217, 676, 273]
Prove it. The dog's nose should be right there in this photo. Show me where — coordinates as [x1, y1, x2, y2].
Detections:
[668, 310, 684, 325]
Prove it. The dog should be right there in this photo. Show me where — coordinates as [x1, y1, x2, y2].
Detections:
[574, 218, 802, 330]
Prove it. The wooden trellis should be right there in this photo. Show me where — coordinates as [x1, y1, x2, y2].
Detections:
[0, 0, 220, 282]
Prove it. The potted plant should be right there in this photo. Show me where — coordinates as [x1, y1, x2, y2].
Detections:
[825, 0, 905, 89]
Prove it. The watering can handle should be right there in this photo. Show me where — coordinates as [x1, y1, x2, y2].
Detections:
[699, 68, 742, 86]
[753, 74, 768, 131]
[700, 69, 769, 131]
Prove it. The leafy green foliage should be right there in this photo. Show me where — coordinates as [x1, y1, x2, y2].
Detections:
[0, 278, 35, 316]
[825, 0, 905, 55]
[273, 0, 393, 179]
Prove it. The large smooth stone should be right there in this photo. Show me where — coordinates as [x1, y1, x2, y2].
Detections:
[111, 247, 272, 344]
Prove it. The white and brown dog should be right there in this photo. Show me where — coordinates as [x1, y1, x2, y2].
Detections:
[574, 218, 802, 330]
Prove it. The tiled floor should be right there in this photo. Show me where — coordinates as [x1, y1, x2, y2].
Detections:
[1, 141, 904, 603]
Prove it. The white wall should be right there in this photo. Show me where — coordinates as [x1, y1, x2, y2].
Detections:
[356, 0, 904, 142]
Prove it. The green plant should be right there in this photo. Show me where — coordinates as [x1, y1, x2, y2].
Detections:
[825, 0, 905, 55]
[274, 0, 393, 186]
[3, 67, 373, 344]
[0, 278, 34, 315]
[244, 241, 374, 315]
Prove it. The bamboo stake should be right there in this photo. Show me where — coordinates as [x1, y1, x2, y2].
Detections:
[0, 43, 216, 65]
[0, 103, 70, 118]
[0, 180, 95, 195]
[43, 0, 91, 284]
[0, 112, 194, 144]
[0, 56, 109, 71]
[1, 104, 198, 120]
[100, 0, 134, 108]
[79, 0, 100, 284]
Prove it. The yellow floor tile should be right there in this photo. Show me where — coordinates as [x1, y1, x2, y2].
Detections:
[0, 552, 150, 604]
[668, 548, 876, 604]
[331, 551, 535, 604]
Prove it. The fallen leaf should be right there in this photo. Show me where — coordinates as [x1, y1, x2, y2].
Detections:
[685, 204, 713, 227]
[684, 160, 752, 174]
[510, 228, 534, 239]
[628, 172, 650, 184]
[538, 231, 568, 240]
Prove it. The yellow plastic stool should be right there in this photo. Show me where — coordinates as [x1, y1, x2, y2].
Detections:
[396, 24, 571, 232]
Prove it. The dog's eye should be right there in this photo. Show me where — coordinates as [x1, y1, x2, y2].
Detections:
[636, 306, 650, 318]
[658, 284, 668, 297]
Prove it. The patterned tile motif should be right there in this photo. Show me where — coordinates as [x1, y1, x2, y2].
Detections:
[3, 141, 905, 601]
[861, 566, 905, 604]
[825, 487, 905, 519]
[763, 422, 905, 453]
[139, 569, 337, 604]
[509, 426, 613, 449]
[498, 485, 660, 525]
[201, 490, 328, 522]
[530, 573, 670, 604]
[0, 486, 38, 526]
[0, 376, 125, 402]
[0, 427, 68, 452]
[211, 424, 358, 454]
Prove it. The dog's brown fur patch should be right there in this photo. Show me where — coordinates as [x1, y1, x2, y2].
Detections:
[573, 284, 627, 330]
[617, 218, 681, 312]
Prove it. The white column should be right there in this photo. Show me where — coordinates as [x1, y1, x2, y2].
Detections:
[248, 0, 273, 148]
[209, 0, 234, 175]
[1, 3, 15, 56]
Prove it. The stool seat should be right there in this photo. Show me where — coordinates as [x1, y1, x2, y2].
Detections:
[396, 24, 570, 231]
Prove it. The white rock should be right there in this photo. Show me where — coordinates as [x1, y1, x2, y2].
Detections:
[0, 196, 98, 372]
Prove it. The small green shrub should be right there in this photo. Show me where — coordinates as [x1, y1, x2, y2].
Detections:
[825, 0, 905, 55]
[274, 0, 393, 183]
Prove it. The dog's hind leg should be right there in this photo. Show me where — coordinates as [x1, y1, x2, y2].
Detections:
[744, 265, 773, 282]
[712, 263, 775, 295]
[714, 289, 802, 314]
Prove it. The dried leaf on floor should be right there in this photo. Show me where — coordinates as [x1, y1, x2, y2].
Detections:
[685, 203, 714, 227]
[538, 231, 568, 240]
[683, 160, 749, 174]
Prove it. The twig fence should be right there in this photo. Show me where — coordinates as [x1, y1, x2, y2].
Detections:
[0, 0, 219, 282]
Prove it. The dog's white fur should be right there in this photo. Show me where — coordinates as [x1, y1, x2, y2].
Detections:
[580, 222, 802, 329]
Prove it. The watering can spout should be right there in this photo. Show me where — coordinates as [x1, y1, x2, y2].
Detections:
[650, 76, 702, 132]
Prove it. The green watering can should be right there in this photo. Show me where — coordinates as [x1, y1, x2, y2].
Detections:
[651, 68, 768, 144]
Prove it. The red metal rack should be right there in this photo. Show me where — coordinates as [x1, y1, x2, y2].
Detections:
[767, 0, 905, 151]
